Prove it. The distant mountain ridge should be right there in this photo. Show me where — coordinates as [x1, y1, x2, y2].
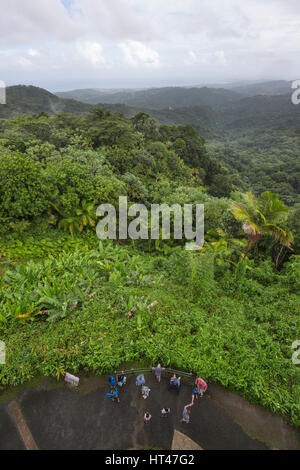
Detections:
[2, 84, 300, 135]
[0, 85, 92, 119]
[229, 80, 294, 97]
[219, 93, 300, 129]
[55, 80, 295, 107]
[0, 85, 221, 137]
[55, 87, 143, 105]
[56, 86, 243, 109]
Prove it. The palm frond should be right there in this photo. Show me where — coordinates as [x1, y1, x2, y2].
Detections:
[231, 204, 250, 222]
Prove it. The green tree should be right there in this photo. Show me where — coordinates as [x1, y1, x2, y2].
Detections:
[0, 153, 49, 219]
[231, 191, 294, 266]
[131, 112, 160, 140]
[51, 199, 96, 235]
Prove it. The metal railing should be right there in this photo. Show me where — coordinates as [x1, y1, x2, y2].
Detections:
[114, 367, 194, 380]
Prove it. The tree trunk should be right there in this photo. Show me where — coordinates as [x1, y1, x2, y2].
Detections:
[275, 245, 285, 270]
[243, 241, 253, 260]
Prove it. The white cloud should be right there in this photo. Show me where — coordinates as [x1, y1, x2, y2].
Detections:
[77, 41, 110, 68]
[0, 0, 300, 88]
[213, 51, 227, 66]
[119, 40, 160, 68]
[187, 51, 197, 65]
[186, 49, 227, 67]
[0, 0, 79, 46]
[73, 0, 156, 41]
[17, 57, 34, 68]
[28, 49, 40, 57]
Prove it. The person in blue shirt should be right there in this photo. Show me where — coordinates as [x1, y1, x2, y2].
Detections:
[136, 374, 146, 386]
[108, 375, 116, 388]
[106, 386, 120, 403]
[170, 374, 181, 389]
[192, 385, 199, 404]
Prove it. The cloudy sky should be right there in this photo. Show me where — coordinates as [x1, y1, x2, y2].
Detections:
[0, 0, 300, 91]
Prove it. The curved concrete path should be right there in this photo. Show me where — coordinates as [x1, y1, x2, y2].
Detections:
[0, 374, 294, 450]
[0, 404, 25, 450]
[1, 374, 299, 450]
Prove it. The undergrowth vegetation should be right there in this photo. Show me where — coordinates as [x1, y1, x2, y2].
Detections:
[1, 237, 299, 425]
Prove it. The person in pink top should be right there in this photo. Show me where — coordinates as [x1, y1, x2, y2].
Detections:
[196, 377, 207, 398]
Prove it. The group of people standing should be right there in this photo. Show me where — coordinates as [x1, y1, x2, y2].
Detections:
[106, 371, 127, 402]
[106, 365, 207, 425]
[181, 376, 208, 424]
[136, 372, 151, 400]
[140, 365, 175, 424]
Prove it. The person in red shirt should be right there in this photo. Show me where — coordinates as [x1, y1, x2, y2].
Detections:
[195, 377, 207, 398]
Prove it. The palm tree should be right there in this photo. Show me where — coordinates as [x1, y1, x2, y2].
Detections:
[205, 228, 248, 266]
[231, 191, 293, 266]
[58, 215, 82, 236]
[50, 200, 96, 236]
[74, 199, 96, 232]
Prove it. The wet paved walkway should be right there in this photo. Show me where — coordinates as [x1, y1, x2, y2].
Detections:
[1, 374, 299, 450]
[0, 404, 25, 450]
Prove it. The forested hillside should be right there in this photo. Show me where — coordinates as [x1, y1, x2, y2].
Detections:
[0, 85, 92, 119]
[219, 94, 300, 129]
[207, 130, 300, 205]
[57, 86, 243, 109]
[1, 84, 299, 204]
[229, 80, 293, 97]
[56, 81, 295, 105]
